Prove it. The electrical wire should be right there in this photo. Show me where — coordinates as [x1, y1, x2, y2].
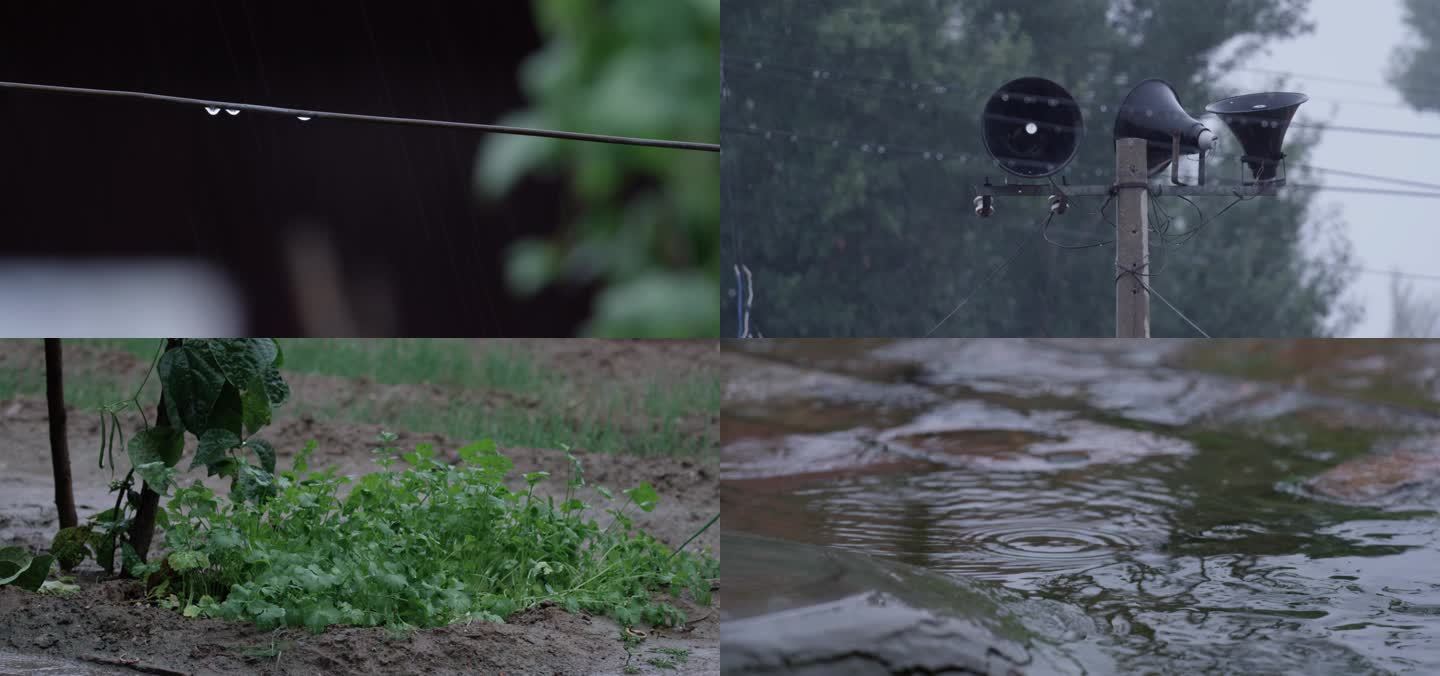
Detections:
[0, 80, 721, 152]
[725, 123, 1440, 200]
[1302, 165, 1440, 192]
[1288, 122, 1440, 141]
[1044, 179, 1114, 249]
[726, 51, 1440, 121]
[1233, 66, 1440, 99]
[925, 214, 1045, 336]
[1134, 276, 1211, 338]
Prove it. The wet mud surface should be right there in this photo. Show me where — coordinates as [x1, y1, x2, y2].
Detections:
[723, 339, 1440, 675]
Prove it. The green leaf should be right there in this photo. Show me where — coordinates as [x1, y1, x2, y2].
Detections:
[91, 532, 114, 572]
[193, 428, 241, 471]
[293, 439, 317, 474]
[203, 339, 279, 388]
[134, 462, 176, 495]
[40, 579, 80, 596]
[305, 603, 342, 631]
[233, 464, 276, 505]
[263, 367, 290, 407]
[121, 542, 143, 577]
[158, 344, 228, 434]
[582, 272, 720, 338]
[12, 554, 52, 591]
[457, 439, 499, 465]
[0, 546, 32, 585]
[205, 383, 244, 439]
[203, 337, 280, 389]
[51, 527, 92, 571]
[167, 550, 211, 573]
[245, 438, 277, 474]
[624, 483, 659, 513]
[524, 471, 551, 487]
[458, 440, 513, 478]
[257, 605, 286, 626]
[504, 240, 558, 297]
[207, 457, 241, 479]
[475, 112, 559, 198]
[130, 426, 185, 469]
[241, 374, 272, 437]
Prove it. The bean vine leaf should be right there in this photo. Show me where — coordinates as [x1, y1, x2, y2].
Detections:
[152, 339, 288, 499]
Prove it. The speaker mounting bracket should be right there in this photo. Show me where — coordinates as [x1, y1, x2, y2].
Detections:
[973, 181, 1281, 198]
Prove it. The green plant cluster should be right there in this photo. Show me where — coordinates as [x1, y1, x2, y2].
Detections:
[153, 434, 717, 633]
[64, 338, 291, 575]
[477, 0, 720, 337]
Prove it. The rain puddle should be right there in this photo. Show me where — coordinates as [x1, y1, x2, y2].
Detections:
[723, 339, 1440, 674]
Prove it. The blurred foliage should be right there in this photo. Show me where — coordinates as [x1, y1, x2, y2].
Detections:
[723, 0, 1360, 337]
[477, 0, 720, 337]
[1390, 0, 1440, 113]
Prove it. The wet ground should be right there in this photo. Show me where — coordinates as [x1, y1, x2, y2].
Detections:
[722, 339, 1440, 675]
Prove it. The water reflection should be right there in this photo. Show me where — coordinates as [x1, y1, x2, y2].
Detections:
[723, 339, 1440, 674]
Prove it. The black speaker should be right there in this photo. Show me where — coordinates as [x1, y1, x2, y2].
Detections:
[1113, 79, 1215, 175]
[1205, 91, 1308, 182]
[980, 77, 1083, 178]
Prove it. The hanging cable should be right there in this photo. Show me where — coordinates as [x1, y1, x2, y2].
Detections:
[1134, 276, 1211, 338]
[0, 80, 720, 152]
[925, 214, 1046, 336]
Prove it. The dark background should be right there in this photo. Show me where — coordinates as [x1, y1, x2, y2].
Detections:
[0, 0, 593, 336]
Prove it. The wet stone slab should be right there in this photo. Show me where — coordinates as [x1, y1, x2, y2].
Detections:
[722, 532, 1107, 676]
[872, 339, 1280, 426]
[1304, 438, 1440, 506]
[875, 401, 1195, 472]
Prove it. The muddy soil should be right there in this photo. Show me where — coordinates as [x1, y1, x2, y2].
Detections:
[0, 340, 718, 675]
[0, 583, 717, 676]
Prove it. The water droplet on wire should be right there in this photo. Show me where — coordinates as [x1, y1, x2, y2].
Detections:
[225, 109, 240, 116]
[297, 116, 312, 121]
[204, 107, 220, 115]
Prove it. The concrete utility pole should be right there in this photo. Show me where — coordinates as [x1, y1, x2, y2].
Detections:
[1113, 139, 1150, 338]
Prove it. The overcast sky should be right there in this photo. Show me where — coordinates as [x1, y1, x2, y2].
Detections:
[1223, 0, 1440, 337]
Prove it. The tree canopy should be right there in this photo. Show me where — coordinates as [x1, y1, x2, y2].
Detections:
[723, 0, 1357, 337]
[1391, 0, 1440, 113]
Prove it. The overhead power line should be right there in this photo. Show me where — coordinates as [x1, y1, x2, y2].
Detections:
[723, 123, 1440, 199]
[1233, 66, 1440, 99]
[1289, 122, 1440, 141]
[725, 53, 1440, 142]
[0, 80, 721, 153]
[726, 52, 1429, 111]
[1297, 165, 1440, 193]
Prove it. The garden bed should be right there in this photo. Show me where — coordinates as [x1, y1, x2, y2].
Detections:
[0, 339, 719, 675]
